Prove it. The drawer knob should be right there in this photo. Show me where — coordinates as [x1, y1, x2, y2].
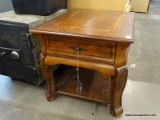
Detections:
[11, 51, 19, 60]
[69, 46, 86, 51]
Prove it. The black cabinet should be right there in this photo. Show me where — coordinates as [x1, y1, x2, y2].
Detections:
[0, 10, 67, 85]
[0, 20, 44, 85]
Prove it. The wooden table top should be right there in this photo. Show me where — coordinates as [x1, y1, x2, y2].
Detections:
[30, 10, 135, 43]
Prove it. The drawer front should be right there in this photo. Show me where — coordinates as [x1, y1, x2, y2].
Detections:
[45, 35, 116, 63]
[49, 40, 78, 54]
[78, 43, 114, 59]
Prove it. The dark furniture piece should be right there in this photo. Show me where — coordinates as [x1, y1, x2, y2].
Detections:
[0, 10, 67, 85]
[11, 0, 67, 16]
[30, 10, 135, 116]
[0, 20, 44, 85]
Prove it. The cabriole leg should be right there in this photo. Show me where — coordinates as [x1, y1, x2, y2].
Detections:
[110, 66, 128, 116]
[40, 54, 57, 101]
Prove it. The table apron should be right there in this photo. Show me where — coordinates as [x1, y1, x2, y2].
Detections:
[44, 56, 115, 75]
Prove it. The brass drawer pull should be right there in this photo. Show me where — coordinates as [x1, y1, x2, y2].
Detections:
[69, 46, 87, 51]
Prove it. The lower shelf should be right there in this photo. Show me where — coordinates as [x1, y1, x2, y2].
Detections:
[54, 65, 112, 104]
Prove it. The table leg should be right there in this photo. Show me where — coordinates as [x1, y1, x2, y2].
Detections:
[110, 66, 128, 116]
[40, 54, 57, 101]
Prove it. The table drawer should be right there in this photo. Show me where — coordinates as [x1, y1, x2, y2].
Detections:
[45, 35, 116, 63]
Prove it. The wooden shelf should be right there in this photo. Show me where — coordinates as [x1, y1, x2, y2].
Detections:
[54, 65, 112, 104]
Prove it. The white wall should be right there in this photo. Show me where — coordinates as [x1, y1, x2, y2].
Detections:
[0, 0, 13, 13]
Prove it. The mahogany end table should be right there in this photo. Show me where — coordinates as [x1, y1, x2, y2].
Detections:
[30, 10, 134, 116]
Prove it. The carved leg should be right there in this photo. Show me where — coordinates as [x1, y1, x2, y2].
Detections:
[110, 66, 128, 116]
[40, 54, 57, 101]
